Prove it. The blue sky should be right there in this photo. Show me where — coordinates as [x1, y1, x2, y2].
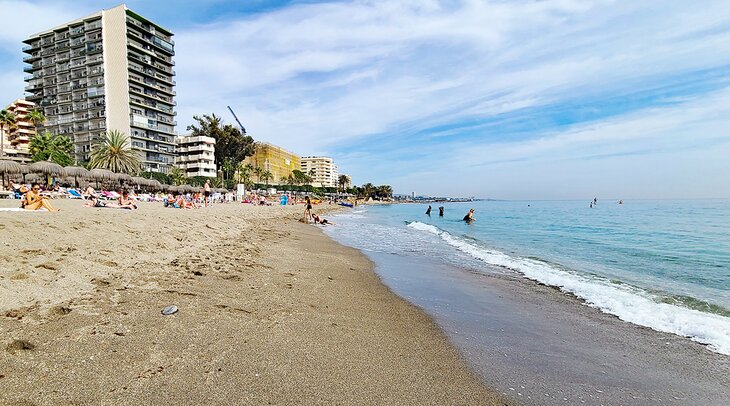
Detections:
[1, 0, 730, 199]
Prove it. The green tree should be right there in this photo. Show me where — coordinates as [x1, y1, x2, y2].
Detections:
[376, 185, 393, 199]
[89, 130, 140, 174]
[29, 131, 74, 166]
[221, 157, 235, 183]
[237, 162, 254, 189]
[361, 182, 375, 198]
[260, 169, 273, 186]
[141, 171, 172, 185]
[27, 109, 46, 132]
[187, 114, 255, 172]
[169, 166, 186, 186]
[338, 174, 351, 193]
[0, 109, 17, 157]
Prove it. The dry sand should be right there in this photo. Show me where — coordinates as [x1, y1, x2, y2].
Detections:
[0, 199, 505, 405]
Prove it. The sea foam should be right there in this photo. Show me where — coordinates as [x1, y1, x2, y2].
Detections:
[407, 221, 730, 355]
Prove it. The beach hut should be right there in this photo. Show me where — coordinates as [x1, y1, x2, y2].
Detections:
[63, 166, 89, 188]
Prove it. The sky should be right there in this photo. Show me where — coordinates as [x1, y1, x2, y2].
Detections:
[1, 0, 729, 199]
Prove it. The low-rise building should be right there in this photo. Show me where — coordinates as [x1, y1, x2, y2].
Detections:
[244, 142, 300, 185]
[176, 135, 215, 178]
[2, 99, 35, 163]
[300, 156, 338, 188]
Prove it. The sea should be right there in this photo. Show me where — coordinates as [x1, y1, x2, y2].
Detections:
[322, 199, 730, 356]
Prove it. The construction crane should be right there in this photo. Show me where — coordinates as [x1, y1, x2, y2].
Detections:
[226, 105, 247, 135]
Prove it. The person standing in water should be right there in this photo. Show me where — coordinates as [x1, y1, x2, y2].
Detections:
[439, 206, 444, 216]
[463, 208, 475, 223]
[425, 205, 432, 215]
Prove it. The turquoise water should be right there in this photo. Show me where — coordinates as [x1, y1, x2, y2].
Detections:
[323, 200, 730, 354]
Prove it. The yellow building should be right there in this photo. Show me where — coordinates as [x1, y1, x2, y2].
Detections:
[3, 99, 35, 163]
[244, 142, 300, 184]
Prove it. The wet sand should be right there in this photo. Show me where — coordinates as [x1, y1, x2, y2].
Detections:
[0, 200, 505, 405]
[364, 251, 730, 405]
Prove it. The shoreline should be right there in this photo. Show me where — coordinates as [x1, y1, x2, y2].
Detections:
[0, 200, 504, 404]
[343, 247, 730, 405]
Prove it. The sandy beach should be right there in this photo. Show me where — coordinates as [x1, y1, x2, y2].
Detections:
[0, 199, 504, 405]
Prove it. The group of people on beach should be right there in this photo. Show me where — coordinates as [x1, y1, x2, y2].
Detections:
[303, 196, 335, 225]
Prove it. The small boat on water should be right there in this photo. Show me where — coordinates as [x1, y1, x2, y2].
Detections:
[338, 202, 354, 208]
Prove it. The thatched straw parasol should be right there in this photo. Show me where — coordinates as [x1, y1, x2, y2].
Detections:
[131, 176, 147, 185]
[30, 160, 64, 176]
[88, 168, 114, 181]
[0, 159, 22, 188]
[29, 160, 64, 186]
[116, 173, 133, 184]
[64, 166, 89, 188]
[88, 168, 116, 188]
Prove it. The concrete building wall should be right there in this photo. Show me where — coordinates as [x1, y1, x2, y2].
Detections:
[101, 5, 131, 140]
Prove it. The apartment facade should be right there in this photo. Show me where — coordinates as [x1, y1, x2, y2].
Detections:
[2, 99, 35, 163]
[22, 4, 177, 173]
[243, 142, 300, 185]
[300, 156, 338, 188]
[176, 135, 216, 178]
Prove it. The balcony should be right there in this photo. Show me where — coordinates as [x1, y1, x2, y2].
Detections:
[23, 53, 41, 62]
[70, 27, 85, 37]
[24, 64, 41, 73]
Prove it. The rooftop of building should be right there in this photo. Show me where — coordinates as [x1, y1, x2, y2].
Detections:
[24, 3, 173, 41]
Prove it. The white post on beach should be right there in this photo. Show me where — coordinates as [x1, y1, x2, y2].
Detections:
[236, 184, 246, 202]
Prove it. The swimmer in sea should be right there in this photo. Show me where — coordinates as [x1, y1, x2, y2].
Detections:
[463, 208, 475, 223]
[426, 205, 432, 215]
[439, 206, 444, 216]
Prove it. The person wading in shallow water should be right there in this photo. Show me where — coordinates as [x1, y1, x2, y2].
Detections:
[439, 206, 444, 217]
[463, 208, 475, 223]
[426, 205, 432, 215]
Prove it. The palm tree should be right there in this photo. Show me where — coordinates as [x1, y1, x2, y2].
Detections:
[27, 109, 46, 132]
[28, 131, 74, 166]
[0, 109, 17, 157]
[237, 162, 254, 189]
[169, 166, 186, 186]
[362, 182, 375, 199]
[89, 130, 140, 174]
[260, 169, 273, 186]
[338, 174, 351, 193]
[253, 165, 262, 183]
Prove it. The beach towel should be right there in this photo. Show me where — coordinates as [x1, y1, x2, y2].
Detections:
[0, 208, 42, 212]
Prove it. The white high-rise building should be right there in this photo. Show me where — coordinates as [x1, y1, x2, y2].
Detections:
[22, 4, 177, 173]
[176, 135, 216, 178]
[300, 156, 339, 188]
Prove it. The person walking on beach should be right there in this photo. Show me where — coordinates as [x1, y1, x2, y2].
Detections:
[439, 206, 444, 217]
[203, 180, 211, 207]
[463, 208, 475, 223]
[426, 205, 432, 215]
[304, 196, 313, 223]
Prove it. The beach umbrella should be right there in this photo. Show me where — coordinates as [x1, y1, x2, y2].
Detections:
[29, 160, 64, 186]
[131, 176, 147, 185]
[0, 159, 22, 188]
[116, 173, 133, 184]
[88, 168, 115, 188]
[64, 166, 89, 188]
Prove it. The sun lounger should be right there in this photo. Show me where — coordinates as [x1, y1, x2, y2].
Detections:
[67, 189, 84, 199]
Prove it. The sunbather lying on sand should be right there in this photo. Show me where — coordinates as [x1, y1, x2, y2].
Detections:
[312, 214, 334, 225]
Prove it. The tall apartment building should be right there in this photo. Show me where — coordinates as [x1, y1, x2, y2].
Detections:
[243, 142, 300, 185]
[176, 135, 216, 178]
[300, 156, 338, 188]
[2, 99, 35, 163]
[22, 4, 177, 173]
